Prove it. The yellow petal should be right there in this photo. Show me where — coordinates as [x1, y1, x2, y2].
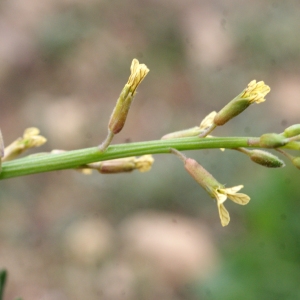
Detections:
[214, 189, 227, 204]
[135, 155, 154, 172]
[241, 80, 270, 104]
[127, 59, 149, 94]
[227, 193, 250, 205]
[217, 203, 230, 226]
[224, 185, 244, 194]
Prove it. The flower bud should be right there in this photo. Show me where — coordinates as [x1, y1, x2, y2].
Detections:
[214, 80, 270, 126]
[161, 127, 201, 140]
[3, 127, 47, 161]
[108, 59, 149, 135]
[97, 157, 136, 173]
[248, 149, 285, 168]
[81, 155, 154, 174]
[283, 124, 300, 138]
[99, 59, 149, 152]
[292, 157, 300, 170]
[162, 111, 217, 140]
[259, 133, 288, 148]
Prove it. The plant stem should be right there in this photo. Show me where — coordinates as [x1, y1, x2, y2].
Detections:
[0, 136, 297, 180]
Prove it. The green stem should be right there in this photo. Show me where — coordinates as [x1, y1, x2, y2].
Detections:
[98, 130, 115, 152]
[0, 136, 298, 180]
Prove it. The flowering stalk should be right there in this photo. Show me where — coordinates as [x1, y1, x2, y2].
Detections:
[1, 135, 299, 180]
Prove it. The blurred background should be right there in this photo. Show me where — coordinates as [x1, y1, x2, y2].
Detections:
[0, 0, 300, 299]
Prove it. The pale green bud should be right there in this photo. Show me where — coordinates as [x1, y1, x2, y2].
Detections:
[161, 127, 201, 140]
[283, 124, 300, 138]
[292, 157, 300, 170]
[249, 150, 285, 168]
[162, 111, 216, 140]
[259, 133, 288, 148]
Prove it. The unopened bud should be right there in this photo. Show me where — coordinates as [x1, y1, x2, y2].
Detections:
[162, 111, 217, 140]
[214, 80, 270, 126]
[292, 157, 300, 170]
[3, 127, 47, 161]
[259, 133, 287, 148]
[97, 157, 136, 173]
[249, 149, 285, 168]
[161, 127, 201, 140]
[108, 59, 149, 135]
[83, 155, 154, 174]
[283, 124, 300, 138]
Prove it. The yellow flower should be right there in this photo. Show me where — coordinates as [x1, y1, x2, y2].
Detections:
[240, 80, 270, 104]
[170, 148, 251, 227]
[213, 185, 250, 226]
